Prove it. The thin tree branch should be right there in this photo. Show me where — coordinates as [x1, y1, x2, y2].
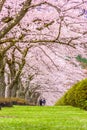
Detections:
[56, 20, 62, 40]
[0, 0, 6, 12]
[38, 46, 59, 71]
[3, 42, 16, 55]
[0, 0, 32, 39]
[29, 1, 61, 13]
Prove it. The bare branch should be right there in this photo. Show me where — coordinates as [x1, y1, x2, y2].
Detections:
[38, 46, 59, 71]
[0, 0, 32, 39]
[39, 55, 52, 72]
[3, 42, 16, 55]
[63, 1, 85, 12]
[0, 38, 18, 44]
[29, 37, 78, 48]
[29, 1, 61, 13]
[0, 0, 6, 12]
[14, 45, 23, 54]
[0, 33, 26, 44]
[56, 20, 62, 40]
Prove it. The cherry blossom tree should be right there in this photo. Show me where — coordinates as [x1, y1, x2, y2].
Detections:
[0, 0, 87, 100]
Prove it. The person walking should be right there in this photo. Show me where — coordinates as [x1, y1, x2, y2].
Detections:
[42, 98, 46, 106]
[39, 99, 43, 106]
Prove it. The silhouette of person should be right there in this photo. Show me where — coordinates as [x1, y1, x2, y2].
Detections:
[39, 99, 43, 106]
[42, 98, 46, 106]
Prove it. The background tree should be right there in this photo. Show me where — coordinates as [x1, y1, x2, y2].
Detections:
[0, 0, 87, 105]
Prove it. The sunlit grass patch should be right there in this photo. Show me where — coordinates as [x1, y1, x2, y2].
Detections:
[0, 106, 87, 130]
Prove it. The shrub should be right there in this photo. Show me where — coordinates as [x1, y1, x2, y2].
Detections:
[0, 98, 13, 107]
[10, 98, 28, 105]
[55, 78, 87, 110]
[0, 98, 28, 107]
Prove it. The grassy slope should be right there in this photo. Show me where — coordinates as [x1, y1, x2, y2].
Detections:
[0, 106, 87, 130]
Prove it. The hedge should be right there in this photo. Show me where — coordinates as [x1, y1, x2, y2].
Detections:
[0, 98, 28, 107]
[55, 78, 87, 110]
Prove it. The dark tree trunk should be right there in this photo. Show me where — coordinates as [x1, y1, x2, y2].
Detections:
[0, 74, 6, 97]
[6, 47, 29, 97]
[0, 54, 6, 97]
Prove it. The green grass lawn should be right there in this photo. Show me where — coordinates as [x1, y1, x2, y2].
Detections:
[0, 106, 87, 130]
